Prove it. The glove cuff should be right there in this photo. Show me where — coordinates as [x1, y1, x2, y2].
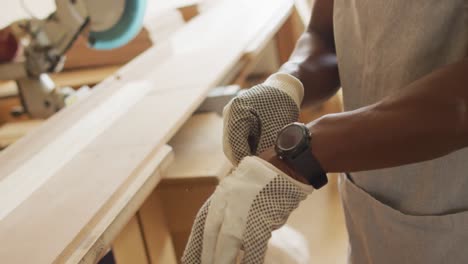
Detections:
[252, 157, 315, 194]
[263, 73, 304, 107]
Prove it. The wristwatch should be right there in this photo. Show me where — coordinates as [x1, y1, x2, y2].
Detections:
[275, 122, 328, 189]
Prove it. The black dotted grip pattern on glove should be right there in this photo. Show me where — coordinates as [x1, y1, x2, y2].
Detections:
[227, 85, 300, 163]
[241, 176, 308, 264]
[182, 199, 211, 264]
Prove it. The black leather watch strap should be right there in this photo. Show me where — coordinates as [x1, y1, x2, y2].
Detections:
[286, 148, 328, 189]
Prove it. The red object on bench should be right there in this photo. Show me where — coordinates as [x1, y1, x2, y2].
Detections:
[0, 27, 19, 63]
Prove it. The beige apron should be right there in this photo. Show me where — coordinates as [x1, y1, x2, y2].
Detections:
[333, 0, 468, 263]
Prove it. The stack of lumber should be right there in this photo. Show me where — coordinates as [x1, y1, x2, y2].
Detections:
[0, 0, 296, 263]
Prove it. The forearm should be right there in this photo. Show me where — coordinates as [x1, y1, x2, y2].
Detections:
[279, 32, 340, 107]
[310, 58, 468, 173]
[277, 0, 340, 108]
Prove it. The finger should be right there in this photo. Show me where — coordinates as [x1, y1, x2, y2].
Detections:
[213, 209, 244, 264]
[201, 186, 229, 264]
[223, 101, 251, 165]
[182, 199, 212, 264]
[214, 232, 242, 264]
[212, 160, 273, 264]
[223, 101, 259, 164]
[222, 101, 238, 165]
[240, 225, 271, 264]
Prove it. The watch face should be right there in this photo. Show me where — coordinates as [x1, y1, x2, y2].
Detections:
[277, 124, 304, 151]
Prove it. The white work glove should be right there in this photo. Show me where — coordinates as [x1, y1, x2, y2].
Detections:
[223, 73, 304, 165]
[181, 156, 314, 264]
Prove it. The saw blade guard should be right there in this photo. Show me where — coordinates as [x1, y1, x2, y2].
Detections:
[88, 0, 146, 50]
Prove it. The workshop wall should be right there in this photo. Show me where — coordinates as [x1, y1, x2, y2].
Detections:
[0, 0, 55, 28]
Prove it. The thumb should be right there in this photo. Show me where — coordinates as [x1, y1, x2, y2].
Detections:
[223, 101, 260, 165]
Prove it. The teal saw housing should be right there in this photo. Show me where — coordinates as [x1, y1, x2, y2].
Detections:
[88, 0, 147, 50]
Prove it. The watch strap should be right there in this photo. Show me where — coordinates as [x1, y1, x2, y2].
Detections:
[287, 148, 328, 189]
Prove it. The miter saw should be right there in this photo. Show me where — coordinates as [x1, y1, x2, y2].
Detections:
[0, 0, 147, 118]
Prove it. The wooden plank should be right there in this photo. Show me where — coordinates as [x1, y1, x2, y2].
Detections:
[69, 146, 173, 264]
[233, 3, 294, 86]
[0, 120, 43, 149]
[51, 66, 121, 88]
[0, 80, 17, 98]
[0, 66, 120, 98]
[112, 216, 149, 264]
[165, 113, 231, 181]
[139, 190, 178, 264]
[178, 4, 199, 22]
[0, 1, 294, 263]
[0, 65, 119, 126]
[0, 66, 119, 126]
[0, 96, 28, 125]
